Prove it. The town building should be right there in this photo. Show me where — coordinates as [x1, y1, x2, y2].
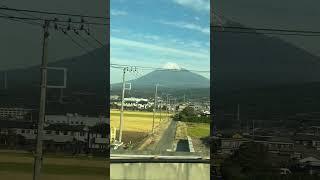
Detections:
[0, 120, 108, 153]
[45, 113, 108, 127]
[0, 107, 34, 120]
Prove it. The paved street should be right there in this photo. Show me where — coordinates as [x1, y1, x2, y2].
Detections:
[154, 120, 177, 153]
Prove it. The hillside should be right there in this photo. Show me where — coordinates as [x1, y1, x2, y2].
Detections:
[213, 21, 320, 92]
[112, 68, 209, 88]
[0, 46, 108, 116]
[110, 69, 210, 99]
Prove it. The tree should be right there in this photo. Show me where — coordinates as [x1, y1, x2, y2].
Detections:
[181, 106, 196, 117]
[221, 142, 278, 180]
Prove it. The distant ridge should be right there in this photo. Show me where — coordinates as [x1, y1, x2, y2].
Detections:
[213, 21, 320, 92]
[112, 68, 210, 90]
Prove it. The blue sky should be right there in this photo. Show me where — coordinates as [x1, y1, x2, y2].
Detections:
[110, 0, 210, 83]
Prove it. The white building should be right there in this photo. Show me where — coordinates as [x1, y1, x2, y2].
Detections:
[0, 122, 108, 151]
[114, 97, 151, 110]
[110, 95, 120, 101]
[0, 107, 33, 120]
[45, 113, 109, 127]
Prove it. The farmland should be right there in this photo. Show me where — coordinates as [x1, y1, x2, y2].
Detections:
[0, 150, 108, 179]
[110, 109, 169, 132]
[110, 109, 172, 145]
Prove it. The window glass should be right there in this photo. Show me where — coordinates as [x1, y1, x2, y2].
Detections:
[110, 0, 210, 160]
[212, 0, 320, 178]
[0, 1, 108, 179]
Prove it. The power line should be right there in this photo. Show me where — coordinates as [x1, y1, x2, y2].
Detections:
[111, 63, 210, 73]
[64, 31, 93, 56]
[0, 15, 108, 26]
[52, 22, 105, 47]
[213, 29, 320, 37]
[0, 11, 42, 26]
[84, 29, 105, 47]
[75, 30, 99, 49]
[0, 7, 108, 20]
[212, 25, 320, 37]
[213, 25, 320, 34]
[59, 29, 104, 61]
[0, 12, 105, 49]
[0, 3, 42, 20]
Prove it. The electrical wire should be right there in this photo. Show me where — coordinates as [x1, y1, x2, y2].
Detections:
[111, 63, 210, 73]
[84, 29, 105, 47]
[64, 31, 93, 56]
[0, 15, 108, 26]
[213, 25, 320, 34]
[0, 11, 42, 26]
[0, 7, 108, 20]
[212, 25, 320, 37]
[75, 31, 99, 49]
[213, 30, 320, 37]
[0, 12, 105, 52]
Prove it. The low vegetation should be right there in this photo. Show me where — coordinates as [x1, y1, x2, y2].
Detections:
[0, 151, 108, 179]
[187, 123, 210, 139]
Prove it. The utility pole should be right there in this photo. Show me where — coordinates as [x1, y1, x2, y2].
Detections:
[168, 98, 171, 115]
[183, 94, 186, 104]
[4, 71, 7, 89]
[246, 119, 249, 134]
[152, 83, 158, 134]
[237, 104, 240, 131]
[159, 100, 162, 124]
[173, 98, 176, 115]
[33, 20, 50, 180]
[252, 120, 255, 141]
[118, 67, 127, 142]
[59, 88, 64, 104]
[166, 94, 169, 121]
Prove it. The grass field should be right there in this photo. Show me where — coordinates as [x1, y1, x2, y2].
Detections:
[186, 122, 210, 138]
[110, 109, 170, 132]
[186, 123, 210, 156]
[0, 151, 108, 179]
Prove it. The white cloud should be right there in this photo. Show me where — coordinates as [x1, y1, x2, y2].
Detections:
[190, 41, 202, 48]
[163, 62, 181, 70]
[173, 0, 209, 12]
[111, 37, 208, 59]
[160, 20, 209, 35]
[143, 35, 160, 41]
[111, 9, 128, 16]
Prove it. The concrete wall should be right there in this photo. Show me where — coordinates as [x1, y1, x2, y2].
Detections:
[110, 162, 210, 180]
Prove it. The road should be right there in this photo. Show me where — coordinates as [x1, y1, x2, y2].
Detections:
[154, 120, 177, 152]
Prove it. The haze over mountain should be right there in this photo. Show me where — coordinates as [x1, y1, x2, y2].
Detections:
[2, 21, 320, 99]
[213, 21, 320, 92]
[1, 46, 107, 91]
[112, 69, 210, 90]
[0, 46, 107, 114]
[212, 21, 320, 128]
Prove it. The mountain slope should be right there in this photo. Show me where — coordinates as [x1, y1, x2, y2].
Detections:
[5, 46, 107, 91]
[213, 21, 320, 92]
[0, 46, 108, 115]
[129, 69, 209, 89]
[110, 69, 210, 98]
